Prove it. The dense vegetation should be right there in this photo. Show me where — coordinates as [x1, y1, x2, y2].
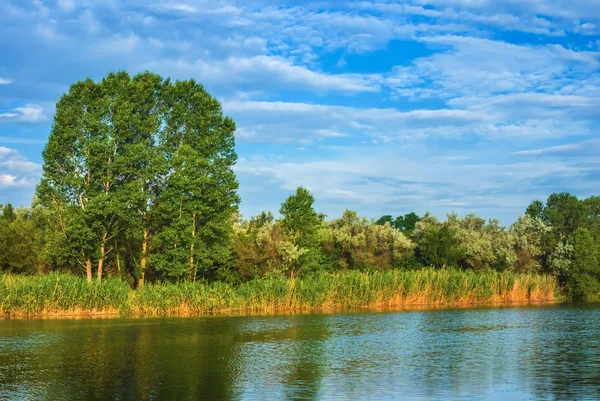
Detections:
[0, 270, 556, 317]
[0, 71, 598, 312]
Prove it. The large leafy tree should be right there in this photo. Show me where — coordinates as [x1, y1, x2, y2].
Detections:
[149, 79, 239, 282]
[37, 77, 110, 281]
[110, 72, 164, 285]
[37, 72, 239, 283]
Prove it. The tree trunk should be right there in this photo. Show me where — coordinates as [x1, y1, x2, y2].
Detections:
[85, 258, 92, 282]
[139, 227, 149, 287]
[190, 213, 196, 282]
[97, 241, 105, 281]
[115, 240, 121, 274]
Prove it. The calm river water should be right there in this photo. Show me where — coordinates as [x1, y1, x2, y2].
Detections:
[1, 303, 599, 400]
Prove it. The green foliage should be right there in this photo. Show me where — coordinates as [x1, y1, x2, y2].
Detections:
[1, 204, 16, 223]
[510, 215, 546, 273]
[279, 187, 323, 275]
[376, 212, 420, 233]
[36, 71, 238, 283]
[0, 207, 44, 274]
[526, 200, 544, 220]
[413, 214, 463, 268]
[542, 192, 586, 242]
[397, 212, 420, 232]
[375, 215, 393, 226]
[538, 193, 600, 298]
[150, 79, 239, 282]
[553, 228, 600, 300]
[323, 210, 414, 270]
[446, 214, 516, 271]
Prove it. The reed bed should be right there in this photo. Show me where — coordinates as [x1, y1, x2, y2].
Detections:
[0, 269, 559, 318]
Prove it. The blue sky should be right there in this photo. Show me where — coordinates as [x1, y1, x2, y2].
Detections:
[0, 0, 599, 224]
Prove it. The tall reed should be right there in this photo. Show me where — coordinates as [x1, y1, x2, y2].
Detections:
[0, 269, 559, 317]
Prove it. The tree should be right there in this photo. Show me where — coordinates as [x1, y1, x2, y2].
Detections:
[38, 72, 162, 281]
[279, 187, 323, 276]
[325, 209, 414, 270]
[37, 77, 110, 281]
[110, 72, 164, 286]
[37, 72, 239, 283]
[149, 79, 239, 282]
[413, 213, 463, 268]
[568, 228, 600, 299]
[542, 192, 585, 241]
[401, 212, 420, 233]
[1, 203, 16, 223]
[392, 215, 404, 231]
[551, 228, 600, 299]
[525, 200, 544, 220]
[375, 215, 393, 226]
[391, 212, 420, 233]
[510, 215, 546, 273]
[0, 207, 44, 273]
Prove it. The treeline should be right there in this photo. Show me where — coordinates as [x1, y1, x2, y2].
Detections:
[2, 189, 599, 299]
[0, 71, 598, 300]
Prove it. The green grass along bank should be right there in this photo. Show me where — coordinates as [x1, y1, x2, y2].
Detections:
[0, 269, 559, 318]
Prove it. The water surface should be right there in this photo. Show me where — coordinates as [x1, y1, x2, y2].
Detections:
[1, 304, 599, 400]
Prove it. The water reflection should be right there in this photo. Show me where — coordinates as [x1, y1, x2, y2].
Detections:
[0, 304, 599, 400]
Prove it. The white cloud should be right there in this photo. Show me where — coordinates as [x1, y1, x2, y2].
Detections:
[315, 129, 348, 138]
[145, 55, 380, 93]
[0, 147, 41, 188]
[386, 36, 600, 100]
[236, 143, 599, 221]
[0, 78, 11, 85]
[35, 22, 67, 42]
[58, 0, 76, 12]
[0, 104, 47, 123]
[513, 139, 600, 156]
[223, 97, 593, 143]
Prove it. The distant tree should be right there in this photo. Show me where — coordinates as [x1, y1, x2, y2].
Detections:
[390, 212, 420, 233]
[542, 192, 585, 241]
[552, 227, 600, 299]
[0, 208, 44, 274]
[249, 211, 275, 230]
[525, 200, 544, 220]
[402, 212, 420, 232]
[392, 215, 404, 231]
[325, 209, 414, 270]
[375, 215, 393, 226]
[1, 203, 16, 223]
[279, 187, 323, 276]
[510, 215, 547, 273]
[413, 213, 463, 268]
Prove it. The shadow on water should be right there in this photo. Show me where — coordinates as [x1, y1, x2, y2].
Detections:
[0, 303, 599, 400]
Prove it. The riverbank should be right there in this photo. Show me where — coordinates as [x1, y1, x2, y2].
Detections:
[0, 269, 559, 318]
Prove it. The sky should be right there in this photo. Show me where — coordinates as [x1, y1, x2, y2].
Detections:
[0, 0, 599, 224]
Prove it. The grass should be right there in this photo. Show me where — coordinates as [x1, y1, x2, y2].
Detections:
[0, 269, 559, 318]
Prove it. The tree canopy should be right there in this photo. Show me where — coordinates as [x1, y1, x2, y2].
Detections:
[36, 71, 238, 283]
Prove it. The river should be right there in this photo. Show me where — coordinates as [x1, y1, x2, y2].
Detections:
[1, 303, 599, 400]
